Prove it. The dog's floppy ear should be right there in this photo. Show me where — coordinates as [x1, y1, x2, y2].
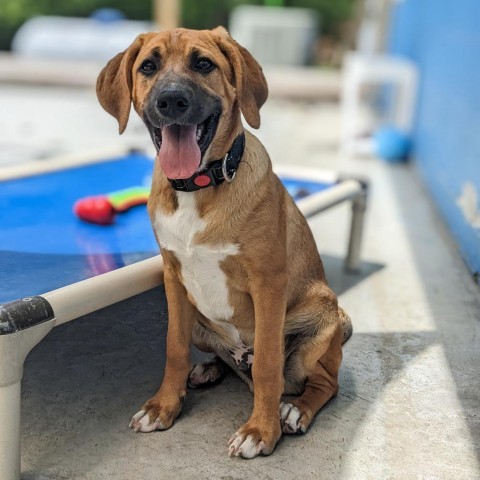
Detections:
[96, 34, 149, 134]
[212, 27, 268, 129]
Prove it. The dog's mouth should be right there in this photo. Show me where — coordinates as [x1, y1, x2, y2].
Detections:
[149, 112, 220, 179]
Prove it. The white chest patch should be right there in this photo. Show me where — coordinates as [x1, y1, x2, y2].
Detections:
[153, 193, 239, 324]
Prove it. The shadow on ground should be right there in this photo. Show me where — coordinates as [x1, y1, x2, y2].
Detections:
[322, 254, 384, 296]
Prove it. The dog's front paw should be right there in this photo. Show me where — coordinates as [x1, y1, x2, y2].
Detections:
[227, 419, 281, 459]
[129, 394, 184, 433]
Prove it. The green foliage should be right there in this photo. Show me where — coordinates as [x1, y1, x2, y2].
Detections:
[0, 0, 150, 23]
[182, 0, 261, 31]
[0, 0, 356, 50]
[286, 0, 356, 38]
[0, 0, 152, 49]
[182, 0, 356, 39]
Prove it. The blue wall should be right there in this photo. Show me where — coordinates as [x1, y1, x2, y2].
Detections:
[389, 0, 480, 281]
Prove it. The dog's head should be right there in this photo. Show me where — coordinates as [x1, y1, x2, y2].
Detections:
[97, 27, 268, 179]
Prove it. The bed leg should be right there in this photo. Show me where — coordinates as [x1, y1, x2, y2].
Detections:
[0, 298, 56, 480]
[345, 188, 367, 272]
[0, 381, 21, 480]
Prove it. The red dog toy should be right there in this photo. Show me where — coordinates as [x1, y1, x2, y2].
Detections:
[74, 187, 150, 225]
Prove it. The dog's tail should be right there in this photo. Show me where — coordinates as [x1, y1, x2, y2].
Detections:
[339, 307, 353, 344]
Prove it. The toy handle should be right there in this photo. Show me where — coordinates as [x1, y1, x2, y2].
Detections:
[74, 186, 150, 225]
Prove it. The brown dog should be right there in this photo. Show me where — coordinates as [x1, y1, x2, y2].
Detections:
[97, 27, 352, 459]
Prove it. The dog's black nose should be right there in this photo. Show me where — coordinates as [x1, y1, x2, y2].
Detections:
[156, 87, 190, 118]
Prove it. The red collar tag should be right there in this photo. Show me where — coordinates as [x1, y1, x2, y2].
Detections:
[193, 175, 211, 187]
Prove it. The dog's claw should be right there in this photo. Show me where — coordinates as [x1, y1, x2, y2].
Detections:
[227, 432, 238, 446]
[129, 409, 146, 429]
[129, 409, 166, 433]
[227, 431, 268, 459]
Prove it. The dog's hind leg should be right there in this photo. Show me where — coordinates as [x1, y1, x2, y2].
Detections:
[189, 319, 231, 388]
[188, 357, 228, 388]
[280, 322, 344, 434]
[281, 285, 351, 434]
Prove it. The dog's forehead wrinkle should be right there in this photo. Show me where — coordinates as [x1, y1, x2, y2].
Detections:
[172, 30, 219, 56]
[150, 47, 162, 60]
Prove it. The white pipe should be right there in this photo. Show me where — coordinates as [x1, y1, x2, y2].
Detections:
[0, 381, 21, 480]
[44, 255, 164, 327]
[297, 179, 363, 218]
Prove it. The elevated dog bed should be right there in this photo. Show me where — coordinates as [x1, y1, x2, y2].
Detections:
[0, 149, 367, 479]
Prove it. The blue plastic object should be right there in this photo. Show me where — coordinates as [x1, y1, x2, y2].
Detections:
[90, 8, 126, 23]
[374, 126, 411, 162]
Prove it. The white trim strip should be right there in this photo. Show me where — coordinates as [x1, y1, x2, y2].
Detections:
[0, 146, 132, 181]
[43, 256, 164, 326]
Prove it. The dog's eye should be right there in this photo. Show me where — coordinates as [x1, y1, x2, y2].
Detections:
[139, 60, 157, 75]
[194, 58, 215, 73]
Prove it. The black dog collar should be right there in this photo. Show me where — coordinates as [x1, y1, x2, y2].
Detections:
[168, 133, 245, 192]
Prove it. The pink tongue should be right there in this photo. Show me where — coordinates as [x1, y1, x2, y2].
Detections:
[157, 124, 200, 179]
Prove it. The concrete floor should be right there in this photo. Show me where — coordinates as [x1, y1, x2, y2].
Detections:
[0, 84, 479, 479]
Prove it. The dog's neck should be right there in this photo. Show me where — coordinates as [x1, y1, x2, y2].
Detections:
[168, 132, 246, 193]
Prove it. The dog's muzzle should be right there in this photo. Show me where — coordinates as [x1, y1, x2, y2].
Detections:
[143, 78, 222, 180]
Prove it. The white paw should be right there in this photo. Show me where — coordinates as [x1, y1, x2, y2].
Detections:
[227, 432, 266, 459]
[279, 402, 306, 434]
[129, 409, 167, 433]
